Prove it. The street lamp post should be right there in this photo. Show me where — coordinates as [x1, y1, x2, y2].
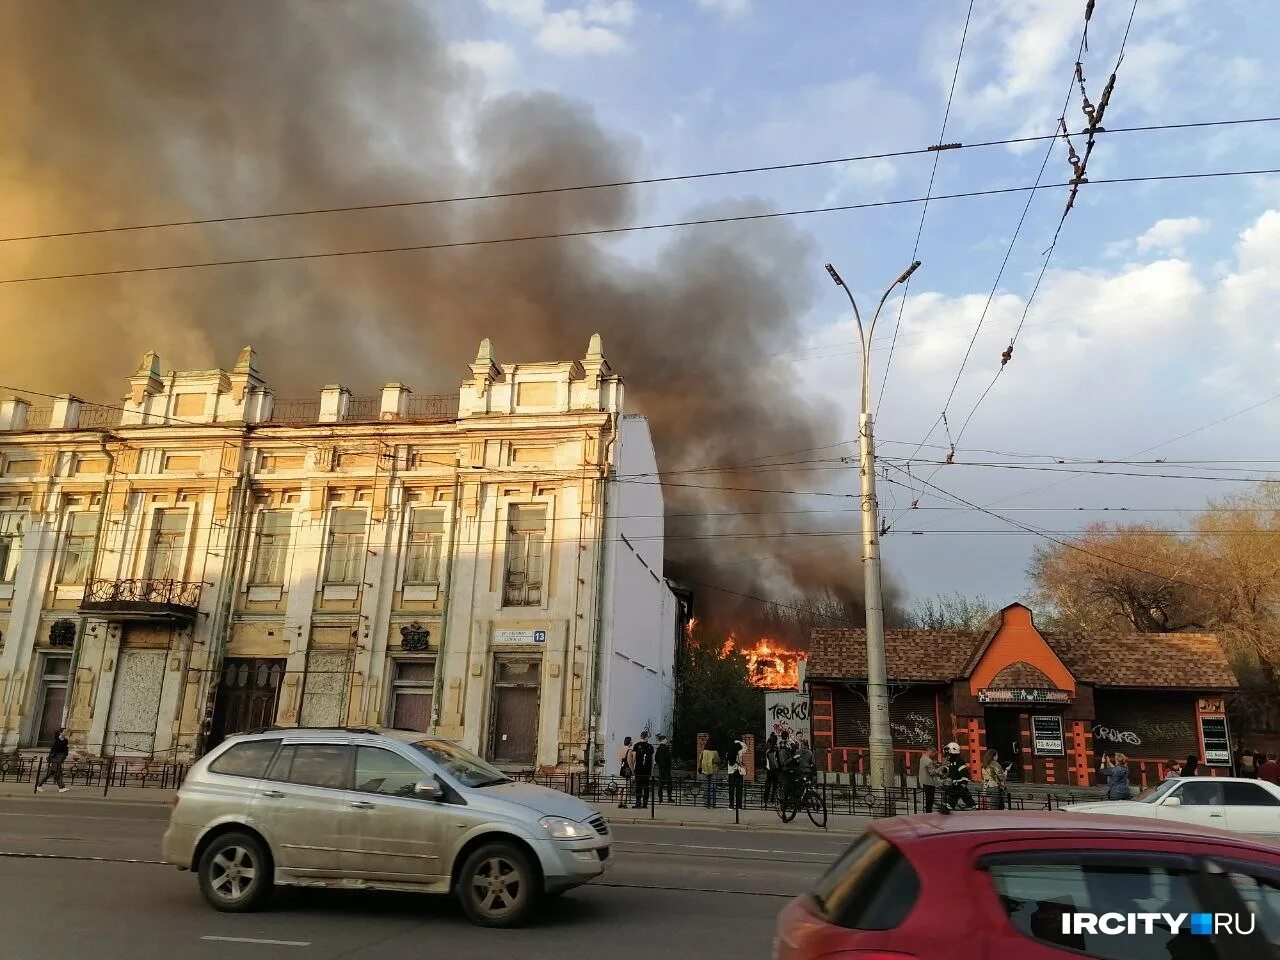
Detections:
[824, 259, 921, 796]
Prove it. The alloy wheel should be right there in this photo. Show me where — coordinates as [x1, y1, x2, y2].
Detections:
[470, 855, 524, 918]
[209, 845, 257, 902]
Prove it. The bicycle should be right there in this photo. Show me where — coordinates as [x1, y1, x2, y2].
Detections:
[777, 773, 828, 828]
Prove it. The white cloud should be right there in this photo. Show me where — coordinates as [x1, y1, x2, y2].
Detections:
[484, 0, 635, 56]
[1136, 216, 1206, 254]
[448, 40, 518, 81]
[697, 0, 751, 18]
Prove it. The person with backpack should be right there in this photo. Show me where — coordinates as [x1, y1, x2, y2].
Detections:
[617, 735, 634, 809]
[726, 736, 746, 810]
[655, 734, 674, 802]
[699, 738, 719, 808]
[631, 731, 655, 808]
[763, 732, 781, 804]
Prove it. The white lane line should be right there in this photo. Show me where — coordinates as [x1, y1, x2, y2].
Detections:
[200, 936, 311, 947]
[612, 840, 832, 857]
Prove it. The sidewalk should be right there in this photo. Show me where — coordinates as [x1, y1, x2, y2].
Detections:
[0, 783, 174, 804]
[587, 799, 867, 834]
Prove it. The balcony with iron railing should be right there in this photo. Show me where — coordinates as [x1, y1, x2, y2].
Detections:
[80, 578, 202, 620]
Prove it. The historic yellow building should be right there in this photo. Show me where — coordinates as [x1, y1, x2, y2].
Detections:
[0, 337, 678, 771]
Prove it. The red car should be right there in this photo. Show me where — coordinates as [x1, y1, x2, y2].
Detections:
[775, 811, 1280, 959]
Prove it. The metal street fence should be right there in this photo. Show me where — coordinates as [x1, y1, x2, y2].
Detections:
[0, 755, 188, 796]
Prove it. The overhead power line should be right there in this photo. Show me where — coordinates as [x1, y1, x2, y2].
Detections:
[2, 116, 1273, 245]
[3, 167, 1276, 288]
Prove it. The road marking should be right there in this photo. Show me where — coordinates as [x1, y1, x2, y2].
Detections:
[0, 850, 165, 864]
[612, 840, 832, 858]
[201, 936, 310, 947]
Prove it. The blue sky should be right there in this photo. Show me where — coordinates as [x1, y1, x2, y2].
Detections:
[432, 0, 1280, 604]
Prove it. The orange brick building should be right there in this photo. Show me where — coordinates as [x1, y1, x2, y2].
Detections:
[807, 603, 1239, 788]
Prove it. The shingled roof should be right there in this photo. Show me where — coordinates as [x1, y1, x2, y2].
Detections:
[808, 626, 1238, 690]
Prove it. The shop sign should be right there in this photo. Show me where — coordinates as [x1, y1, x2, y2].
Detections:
[1032, 715, 1065, 756]
[494, 628, 547, 645]
[1199, 715, 1231, 766]
[978, 687, 1070, 704]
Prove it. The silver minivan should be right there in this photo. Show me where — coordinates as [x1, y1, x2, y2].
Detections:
[162, 727, 610, 927]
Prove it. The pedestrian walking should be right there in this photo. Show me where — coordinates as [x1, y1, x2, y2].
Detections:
[1259, 753, 1280, 786]
[918, 745, 940, 813]
[763, 732, 781, 804]
[981, 749, 1009, 810]
[1100, 753, 1132, 800]
[617, 736, 634, 809]
[36, 727, 71, 793]
[726, 736, 746, 810]
[631, 731, 655, 808]
[655, 734, 674, 802]
[1183, 754, 1199, 778]
[699, 738, 719, 808]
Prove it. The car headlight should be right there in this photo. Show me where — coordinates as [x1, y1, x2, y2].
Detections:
[539, 816, 592, 839]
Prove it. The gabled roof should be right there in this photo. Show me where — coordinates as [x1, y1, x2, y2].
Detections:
[809, 610, 1238, 691]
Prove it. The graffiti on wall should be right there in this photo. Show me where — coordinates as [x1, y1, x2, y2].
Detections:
[853, 712, 936, 746]
[765, 692, 811, 741]
[1092, 720, 1196, 749]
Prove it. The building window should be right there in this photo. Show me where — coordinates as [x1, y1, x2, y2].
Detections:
[324, 507, 367, 584]
[388, 659, 435, 732]
[403, 507, 445, 585]
[250, 510, 292, 585]
[0, 511, 25, 583]
[33, 654, 71, 747]
[503, 505, 546, 607]
[59, 512, 98, 585]
[145, 509, 187, 580]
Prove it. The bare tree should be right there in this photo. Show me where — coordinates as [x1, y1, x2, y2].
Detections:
[906, 592, 996, 631]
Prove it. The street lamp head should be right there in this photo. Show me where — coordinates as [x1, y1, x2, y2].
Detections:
[896, 260, 922, 285]
[824, 263, 846, 287]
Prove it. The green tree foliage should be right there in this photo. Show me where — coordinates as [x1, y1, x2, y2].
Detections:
[672, 625, 765, 763]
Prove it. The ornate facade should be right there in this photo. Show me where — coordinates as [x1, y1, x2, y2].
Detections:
[0, 336, 679, 770]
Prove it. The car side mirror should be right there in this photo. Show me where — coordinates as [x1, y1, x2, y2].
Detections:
[414, 776, 444, 801]
[1162, 796, 1181, 807]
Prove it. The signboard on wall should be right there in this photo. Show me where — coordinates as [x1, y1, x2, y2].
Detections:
[493, 629, 547, 645]
[1199, 715, 1231, 766]
[765, 691, 810, 742]
[978, 687, 1070, 704]
[1031, 715, 1065, 756]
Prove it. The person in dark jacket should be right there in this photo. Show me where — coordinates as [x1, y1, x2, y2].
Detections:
[1259, 753, 1280, 786]
[654, 734, 674, 802]
[36, 727, 71, 793]
[1183, 754, 1200, 778]
[763, 733, 781, 804]
[1099, 753, 1132, 800]
[631, 731, 655, 808]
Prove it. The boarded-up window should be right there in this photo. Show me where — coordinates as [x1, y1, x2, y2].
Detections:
[260, 453, 305, 472]
[3, 456, 37, 477]
[75, 456, 107, 475]
[389, 659, 435, 732]
[510, 446, 555, 465]
[336, 451, 377, 470]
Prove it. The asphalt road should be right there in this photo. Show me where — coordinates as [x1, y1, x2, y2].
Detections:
[0, 795, 852, 959]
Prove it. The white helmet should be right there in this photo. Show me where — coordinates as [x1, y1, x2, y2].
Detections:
[946, 742, 962, 754]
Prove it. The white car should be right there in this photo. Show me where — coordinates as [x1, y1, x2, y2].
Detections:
[1064, 776, 1280, 840]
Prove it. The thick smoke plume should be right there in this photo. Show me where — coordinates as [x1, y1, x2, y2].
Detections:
[0, 1, 890, 639]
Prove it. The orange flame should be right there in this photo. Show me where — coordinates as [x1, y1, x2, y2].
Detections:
[733, 636, 806, 689]
[685, 617, 698, 640]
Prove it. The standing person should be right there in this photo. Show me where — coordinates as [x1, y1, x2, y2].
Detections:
[1258, 753, 1280, 786]
[699, 738, 719, 808]
[631, 731, 655, 809]
[654, 734, 674, 802]
[1238, 747, 1258, 779]
[726, 736, 746, 810]
[763, 733, 781, 804]
[36, 727, 71, 793]
[943, 742, 975, 810]
[1163, 758, 1183, 780]
[918, 746, 940, 813]
[617, 736, 634, 809]
[1100, 753, 1132, 800]
[982, 749, 1009, 810]
[1183, 754, 1200, 778]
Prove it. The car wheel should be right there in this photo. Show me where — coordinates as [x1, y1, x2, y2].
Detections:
[197, 831, 272, 913]
[457, 842, 539, 928]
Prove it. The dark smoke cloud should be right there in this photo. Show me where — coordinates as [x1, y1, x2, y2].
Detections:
[0, 1, 889, 634]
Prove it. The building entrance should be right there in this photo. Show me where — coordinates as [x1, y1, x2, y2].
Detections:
[984, 708, 1023, 782]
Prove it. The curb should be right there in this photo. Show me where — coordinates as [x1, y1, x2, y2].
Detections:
[0, 790, 174, 807]
[601, 814, 862, 836]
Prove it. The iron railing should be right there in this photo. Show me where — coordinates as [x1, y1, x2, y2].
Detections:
[81, 577, 202, 615]
[343, 396, 380, 421]
[0, 755, 188, 795]
[78, 406, 122, 430]
[406, 394, 459, 421]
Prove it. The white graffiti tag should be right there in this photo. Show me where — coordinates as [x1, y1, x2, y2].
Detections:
[1092, 725, 1142, 746]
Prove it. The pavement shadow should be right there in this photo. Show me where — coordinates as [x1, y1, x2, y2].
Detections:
[270, 885, 608, 928]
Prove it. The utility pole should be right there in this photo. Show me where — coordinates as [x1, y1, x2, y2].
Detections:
[824, 259, 920, 795]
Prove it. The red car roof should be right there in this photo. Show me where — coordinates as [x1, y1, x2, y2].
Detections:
[873, 810, 1278, 852]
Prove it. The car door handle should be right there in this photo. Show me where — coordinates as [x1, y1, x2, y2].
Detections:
[1209, 811, 1225, 817]
[261, 790, 285, 799]
[349, 800, 374, 809]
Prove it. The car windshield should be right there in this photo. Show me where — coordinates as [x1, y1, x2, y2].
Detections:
[1135, 779, 1179, 803]
[411, 739, 512, 788]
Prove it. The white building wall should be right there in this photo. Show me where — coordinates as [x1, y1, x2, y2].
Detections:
[599, 415, 676, 763]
